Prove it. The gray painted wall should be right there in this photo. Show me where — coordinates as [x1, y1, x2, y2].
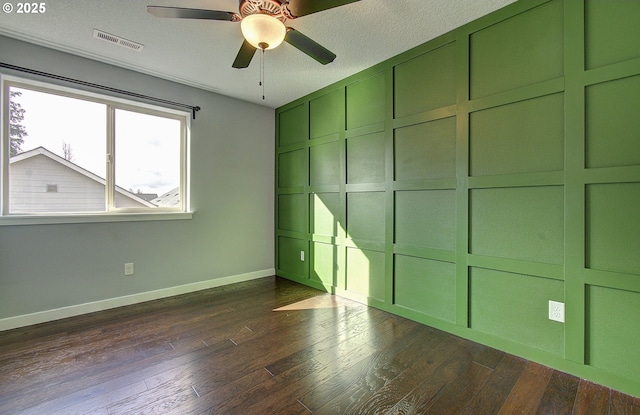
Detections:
[0, 35, 275, 320]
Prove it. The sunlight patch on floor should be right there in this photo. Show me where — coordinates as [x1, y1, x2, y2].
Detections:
[273, 294, 353, 311]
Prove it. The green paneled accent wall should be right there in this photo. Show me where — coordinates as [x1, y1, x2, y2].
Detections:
[394, 118, 457, 181]
[309, 89, 343, 139]
[278, 103, 306, 147]
[394, 43, 456, 118]
[277, 194, 306, 233]
[346, 247, 385, 302]
[311, 242, 336, 287]
[346, 192, 386, 243]
[469, 94, 565, 176]
[395, 190, 456, 251]
[587, 286, 640, 382]
[309, 141, 341, 186]
[469, 0, 564, 98]
[470, 186, 565, 264]
[586, 183, 640, 275]
[275, 0, 640, 398]
[585, 75, 640, 168]
[277, 150, 306, 189]
[584, 0, 640, 69]
[470, 268, 565, 356]
[394, 255, 456, 322]
[347, 132, 386, 184]
[277, 236, 307, 279]
[311, 193, 340, 237]
[346, 72, 386, 129]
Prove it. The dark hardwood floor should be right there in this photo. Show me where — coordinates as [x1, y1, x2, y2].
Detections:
[1, 276, 639, 415]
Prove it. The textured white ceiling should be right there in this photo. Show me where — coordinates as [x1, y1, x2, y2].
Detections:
[0, 0, 517, 108]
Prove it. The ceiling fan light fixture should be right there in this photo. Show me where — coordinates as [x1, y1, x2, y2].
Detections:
[240, 13, 286, 50]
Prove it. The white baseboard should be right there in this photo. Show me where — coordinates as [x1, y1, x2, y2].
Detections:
[0, 269, 275, 331]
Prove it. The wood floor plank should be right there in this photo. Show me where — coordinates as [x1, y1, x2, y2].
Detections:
[312, 333, 461, 415]
[47, 381, 148, 415]
[423, 362, 493, 414]
[241, 343, 383, 415]
[107, 384, 197, 415]
[205, 324, 382, 415]
[313, 326, 446, 415]
[461, 354, 528, 415]
[385, 342, 491, 415]
[611, 389, 640, 415]
[497, 361, 554, 415]
[292, 342, 389, 413]
[572, 379, 611, 415]
[473, 344, 506, 370]
[2, 276, 640, 415]
[4, 331, 235, 415]
[210, 358, 327, 415]
[0, 339, 175, 414]
[536, 370, 581, 415]
[266, 316, 423, 377]
[193, 367, 279, 413]
[135, 291, 379, 415]
[212, 320, 384, 414]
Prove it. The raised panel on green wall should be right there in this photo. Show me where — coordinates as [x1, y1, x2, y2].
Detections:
[394, 255, 456, 322]
[394, 43, 456, 118]
[278, 236, 307, 278]
[586, 183, 640, 276]
[469, 0, 563, 99]
[470, 186, 564, 265]
[585, 0, 640, 69]
[586, 75, 640, 169]
[311, 242, 337, 287]
[309, 89, 344, 139]
[470, 93, 564, 176]
[470, 267, 564, 356]
[347, 132, 386, 184]
[309, 141, 340, 186]
[279, 103, 307, 147]
[346, 247, 385, 302]
[394, 117, 456, 181]
[311, 193, 341, 237]
[587, 285, 640, 382]
[346, 192, 385, 242]
[278, 194, 306, 233]
[395, 190, 456, 251]
[346, 72, 385, 130]
[278, 149, 306, 188]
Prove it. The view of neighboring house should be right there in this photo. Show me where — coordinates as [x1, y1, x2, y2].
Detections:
[9, 146, 158, 213]
[151, 187, 180, 207]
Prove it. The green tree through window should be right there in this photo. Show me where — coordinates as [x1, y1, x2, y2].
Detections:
[9, 90, 28, 157]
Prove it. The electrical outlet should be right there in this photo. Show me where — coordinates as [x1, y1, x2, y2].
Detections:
[124, 262, 134, 276]
[549, 300, 565, 323]
[300, 251, 305, 262]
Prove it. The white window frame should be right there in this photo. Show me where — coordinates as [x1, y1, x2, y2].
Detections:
[0, 75, 192, 226]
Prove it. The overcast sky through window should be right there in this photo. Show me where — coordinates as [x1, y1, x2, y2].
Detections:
[11, 87, 180, 196]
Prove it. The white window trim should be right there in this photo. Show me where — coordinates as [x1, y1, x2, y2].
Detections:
[1, 75, 192, 226]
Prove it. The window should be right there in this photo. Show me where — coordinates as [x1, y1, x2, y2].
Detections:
[2, 76, 189, 221]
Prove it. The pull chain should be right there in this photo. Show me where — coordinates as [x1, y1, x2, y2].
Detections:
[257, 42, 268, 101]
[259, 47, 265, 100]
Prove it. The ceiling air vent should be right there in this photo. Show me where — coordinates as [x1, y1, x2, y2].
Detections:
[93, 29, 144, 52]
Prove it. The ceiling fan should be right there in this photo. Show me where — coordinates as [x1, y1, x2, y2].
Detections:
[147, 0, 361, 69]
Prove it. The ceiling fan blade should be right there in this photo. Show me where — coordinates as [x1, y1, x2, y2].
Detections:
[147, 6, 237, 21]
[232, 40, 257, 68]
[286, 0, 360, 18]
[285, 29, 336, 65]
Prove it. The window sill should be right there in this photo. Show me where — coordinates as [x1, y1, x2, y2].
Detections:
[0, 211, 193, 226]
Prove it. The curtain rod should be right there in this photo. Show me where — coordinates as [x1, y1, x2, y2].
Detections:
[0, 62, 201, 120]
